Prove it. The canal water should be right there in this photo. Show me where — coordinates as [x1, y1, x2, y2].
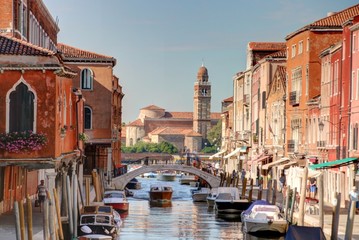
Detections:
[118, 177, 285, 240]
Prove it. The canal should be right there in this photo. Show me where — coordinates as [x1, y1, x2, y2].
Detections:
[118, 177, 284, 240]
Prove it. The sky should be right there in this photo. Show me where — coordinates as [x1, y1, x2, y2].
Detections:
[43, 0, 357, 123]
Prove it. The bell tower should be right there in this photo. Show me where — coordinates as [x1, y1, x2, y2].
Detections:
[193, 63, 211, 139]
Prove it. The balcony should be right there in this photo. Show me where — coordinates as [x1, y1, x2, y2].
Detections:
[317, 141, 326, 148]
[289, 91, 299, 105]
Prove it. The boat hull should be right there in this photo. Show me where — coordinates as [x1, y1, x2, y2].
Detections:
[149, 191, 173, 202]
[242, 220, 288, 234]
[126, 181, 141, 189]
[215, 200, 252, 214]
[104, 202, 129, 212]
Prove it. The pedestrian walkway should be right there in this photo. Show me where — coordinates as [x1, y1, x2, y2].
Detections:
[0, 199, 45, 240]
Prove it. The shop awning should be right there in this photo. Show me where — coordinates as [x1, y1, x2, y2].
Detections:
[278, 160, 298, 170]
[254, 155, 271, 163]
[261, 157, 290, 170]
[223, 148, 241, 159]
[309, 157, 359, 170]
[209, 149, 227, 159]
[240, 146, 249, 153]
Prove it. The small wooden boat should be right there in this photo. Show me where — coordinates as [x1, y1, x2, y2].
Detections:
[149, 184, 173, 202]
[285, 225, 326, 240]
[214, 187, 252, 217]
[191, 187, 210, 202]
[78, 205, 122, 240]
[241, 200, 288, 234]
[103, 190, 129, 212]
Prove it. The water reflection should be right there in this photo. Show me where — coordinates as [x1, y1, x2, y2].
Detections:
[119, 177, 284, 240]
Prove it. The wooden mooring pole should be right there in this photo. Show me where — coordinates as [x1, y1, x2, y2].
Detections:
[26, 195, 33, 240]
[331, 192, 341, 240]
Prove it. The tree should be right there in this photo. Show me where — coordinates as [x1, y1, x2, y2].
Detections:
[121, 141, 178, 154]
[205, 120, 222, 152]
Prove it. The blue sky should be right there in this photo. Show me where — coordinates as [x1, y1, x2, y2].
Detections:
[43, 0, 357, 123]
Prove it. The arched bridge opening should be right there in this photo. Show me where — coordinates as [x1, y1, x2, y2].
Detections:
[111, 164, 221, 190]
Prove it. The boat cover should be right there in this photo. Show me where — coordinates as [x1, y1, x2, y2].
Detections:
[242, 200, 271, 215]
[285, 225, 326, 240]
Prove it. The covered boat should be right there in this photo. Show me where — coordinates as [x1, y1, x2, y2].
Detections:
[285, 225, 326, 240]
[241, 200, 288, 234]
[126, 178, 141, 189]
[78, 205, 122, 240]
[206, 188, 218, 208]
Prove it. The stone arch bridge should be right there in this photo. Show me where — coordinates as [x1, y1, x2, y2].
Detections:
[111, 164, 221, 190]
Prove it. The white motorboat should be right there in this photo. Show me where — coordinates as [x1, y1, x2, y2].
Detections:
[103, 190, 129, 212]
[191, 187, 210, 202]
[241, 200, 288, 234]
[157, 171, 177, 181]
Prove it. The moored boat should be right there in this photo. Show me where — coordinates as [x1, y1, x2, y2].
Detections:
[103, 190, 129, 212]
[77, 205, 122, 240]
[191, 187, 210, 202]
[149, 184, 173, 202]
[206, 188, 218, 208]
[241, 200, 288, 234]
[180, 175, 197, 185]
[214, 187, 252, 217]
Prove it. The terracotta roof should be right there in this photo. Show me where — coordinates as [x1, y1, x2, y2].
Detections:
[149, 127, 193, 135]
[163, 112, 193, 119]
[127, 119, 144, 127]
[0, 34, 54, 56]
[141, 105, 165, 111]
[57, 43, 116, 65]
[248, 42, 286, 51]
[210, 113, 222, 119]
[264, 49, 287, 59]
[286, 4, 359, 40]
[222, 96, 233, 102]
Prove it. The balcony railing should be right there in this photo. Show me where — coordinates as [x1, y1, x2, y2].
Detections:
[317, 141, 326, 148]
[289, 91, 299, 105]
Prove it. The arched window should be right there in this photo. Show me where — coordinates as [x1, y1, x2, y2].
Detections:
[9, 82, 35, 132]
[84, 106, 92, 130]
[354, 123, 359, 151]
[81, 68, 93, 90]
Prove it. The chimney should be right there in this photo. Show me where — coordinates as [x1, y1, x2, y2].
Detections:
[327, 12, 336, 17]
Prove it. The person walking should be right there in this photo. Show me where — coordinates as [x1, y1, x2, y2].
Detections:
[241, 169, 246, 183]
[349, 186, 359, 214]
[36, 179, 47, 212]
[279, 173, 286, 192]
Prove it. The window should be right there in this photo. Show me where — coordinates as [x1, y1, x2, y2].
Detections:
[9, 83, 35, 132]
[298, 41, 303, 55]
[357, 69, 359, 100]
[353, 35, 357, 52]
[352, 71, 355, 100]
[353, 123, 358, 151]
[306, 65, 309, 96]
[81, 68, 93, 90]
[333, 61, 339, 96]
[84, 106, 92, 129]
[291, 45, 296, 58]
[63, 93, 67, 126]
[291, 67, 302, 99]
[306, 38, 309, 52]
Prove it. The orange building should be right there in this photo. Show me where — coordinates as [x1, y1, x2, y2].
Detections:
[57, 44, 123, 177]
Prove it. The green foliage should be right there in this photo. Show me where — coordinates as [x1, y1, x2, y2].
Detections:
[121, 141, 178, 154]
[202, 146, 218, 153]
[207, 121, 222, 147]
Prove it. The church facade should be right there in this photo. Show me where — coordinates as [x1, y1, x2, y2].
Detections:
[125, 65, 221, 153]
